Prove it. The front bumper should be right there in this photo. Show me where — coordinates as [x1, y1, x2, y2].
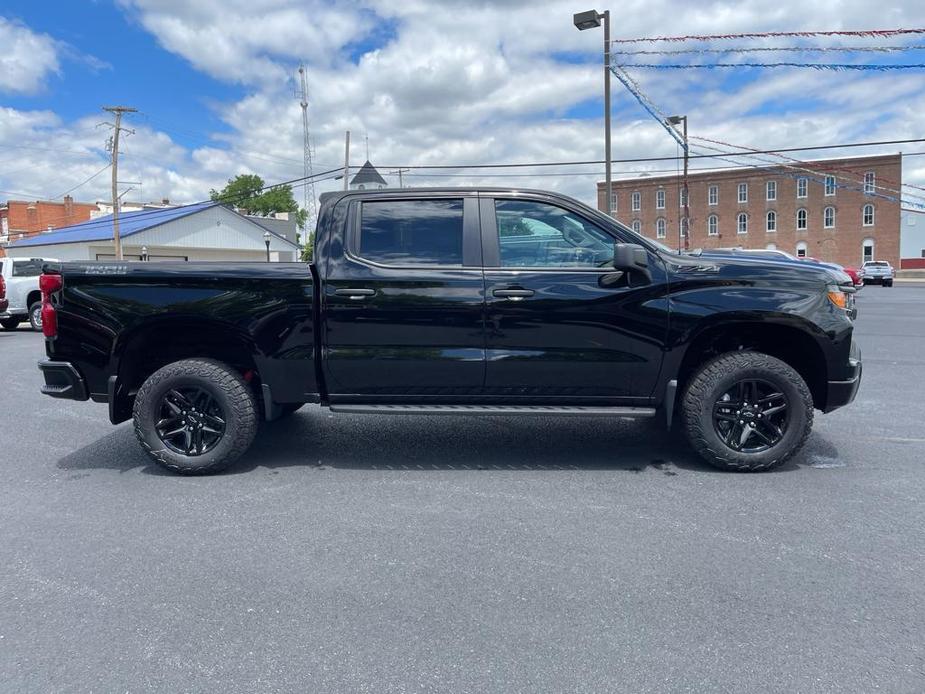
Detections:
[38, 360, 89, 401]
[824, 340, 862, 412]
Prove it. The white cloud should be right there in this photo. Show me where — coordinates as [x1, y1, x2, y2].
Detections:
[0, 17, 60, 94]
[4, 0, 925, 217]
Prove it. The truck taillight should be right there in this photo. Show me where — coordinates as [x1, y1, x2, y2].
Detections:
[39, 273, 62, 339]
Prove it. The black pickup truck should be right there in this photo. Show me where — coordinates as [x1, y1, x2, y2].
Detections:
[37, 188, 861, 474]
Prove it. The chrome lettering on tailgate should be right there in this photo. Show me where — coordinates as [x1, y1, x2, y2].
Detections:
[78, 265, 129, 275]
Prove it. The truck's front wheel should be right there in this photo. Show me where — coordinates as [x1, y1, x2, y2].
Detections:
[681, 352, 813, 472]
[133, 358, 258, 475]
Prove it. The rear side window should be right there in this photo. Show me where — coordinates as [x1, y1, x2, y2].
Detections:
[358, 199, 464, 266]
[12, 259, 44, 277]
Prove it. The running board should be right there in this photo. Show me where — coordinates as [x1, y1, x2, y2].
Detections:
[328, 404, 657, 417]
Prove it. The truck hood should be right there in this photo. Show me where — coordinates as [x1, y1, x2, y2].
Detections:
[665, 250, 853, 287]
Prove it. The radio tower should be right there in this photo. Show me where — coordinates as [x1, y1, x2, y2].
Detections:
[297, 63, 317, 230]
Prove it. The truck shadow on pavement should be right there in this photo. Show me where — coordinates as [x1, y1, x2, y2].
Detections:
[55, 406, 829, 476]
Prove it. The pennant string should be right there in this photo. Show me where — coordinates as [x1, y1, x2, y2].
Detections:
[614, 63, 925, 71]
[613, 28, 925, 44]
[613, 45, 925, 56]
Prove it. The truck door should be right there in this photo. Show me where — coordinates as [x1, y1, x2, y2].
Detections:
[321, 193, 486, 399]
[479, 194, 667, 402]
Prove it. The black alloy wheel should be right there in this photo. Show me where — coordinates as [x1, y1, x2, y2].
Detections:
[155, 386, 226, 456]
[712, 378, 789, 453]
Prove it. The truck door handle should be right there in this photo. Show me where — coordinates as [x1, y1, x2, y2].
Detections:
[334, 288, 376, 300]
[493, 288, 535, 301]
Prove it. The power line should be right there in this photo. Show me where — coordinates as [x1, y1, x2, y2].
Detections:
[616, 62, 925, 71]
[6, 167, 347, 240]
[613, 28, 925, 44]
[54, 163, 111, 200]
[368, 137, 925, 169]
[614, 45, 925, 56]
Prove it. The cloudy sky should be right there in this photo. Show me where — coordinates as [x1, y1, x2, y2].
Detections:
[2, 0, 925, 220]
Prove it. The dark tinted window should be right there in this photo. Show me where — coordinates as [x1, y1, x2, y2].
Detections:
[358, 199, 464, 266]
[495, 200, 613, 268]
[12, 259, 44, 277]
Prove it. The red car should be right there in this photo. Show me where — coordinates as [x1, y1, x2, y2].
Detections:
[841, 266, 863, 287]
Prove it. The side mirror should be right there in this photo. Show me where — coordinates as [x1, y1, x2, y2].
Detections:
[612, 242, 651, 282]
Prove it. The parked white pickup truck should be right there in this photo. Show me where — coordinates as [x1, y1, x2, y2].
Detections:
[0, 257, 57, 330]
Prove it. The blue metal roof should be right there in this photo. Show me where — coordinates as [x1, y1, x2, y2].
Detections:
[7, 201, 219, 248]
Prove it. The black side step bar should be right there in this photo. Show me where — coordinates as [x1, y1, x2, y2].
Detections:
[328, 404, 656, 417]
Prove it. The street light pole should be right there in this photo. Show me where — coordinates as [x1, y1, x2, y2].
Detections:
[574, 9, 612, 217]
[263, 231, 271, 262]
[667, 115, 690, 251]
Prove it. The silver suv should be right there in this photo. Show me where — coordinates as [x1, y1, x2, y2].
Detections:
[0, 257, 57, 330]
[862, 260, 894, 287]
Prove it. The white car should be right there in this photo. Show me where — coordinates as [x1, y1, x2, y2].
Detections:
[861, 260, 894, 287]
[0, 257, 58, 331]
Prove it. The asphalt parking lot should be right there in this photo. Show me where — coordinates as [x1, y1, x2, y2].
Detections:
[1, 285, 923, 693]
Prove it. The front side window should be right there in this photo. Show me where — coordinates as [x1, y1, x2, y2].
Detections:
[797, 177, 808, 198]
[863, 204, 875, 226]
[766, 210, 777, 232]
[494, 199, 613, 268]
[632, 191, 641, 211]
[656, 189, 665, 209]
[358, 199, 464, 266]
[797, 208, 808, 230]
[707, 214, 718, 236]
[864, 172, 875, 195]
[656, 218, 666, 238]
[737, 213, 748, 234]
[708, 185, 718, 206]
[738, 183, 748, 203]
[825, 175, 836, 196]
[824, 206, 836, 229]
[766, 181, 777, 201]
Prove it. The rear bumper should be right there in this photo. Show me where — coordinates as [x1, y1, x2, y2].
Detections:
[824, 340, 862, 412]
[38, 360, 89, 401]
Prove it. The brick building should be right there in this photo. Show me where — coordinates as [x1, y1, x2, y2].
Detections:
[597, 153, 901, 268]
[0, 196, 99, 256]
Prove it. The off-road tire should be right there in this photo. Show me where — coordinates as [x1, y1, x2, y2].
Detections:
[681, 351, 813, 472]
[133, 358, 258, 475]
[28, 302, 42, 331]
[0, 318, 20, 330]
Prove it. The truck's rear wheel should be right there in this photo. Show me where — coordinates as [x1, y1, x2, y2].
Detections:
[28, 302, 42, 331]
[133, 358, 258, 475]
[681, 352, 813, 472]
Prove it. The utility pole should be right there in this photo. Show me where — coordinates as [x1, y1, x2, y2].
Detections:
[343, 130, 351, 191]
[102, 105, 136, 260]
[681, 115, 690, 251]
[296, 63, 316, 229]
[389, 168, 410, 188]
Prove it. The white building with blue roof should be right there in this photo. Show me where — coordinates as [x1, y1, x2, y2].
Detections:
[5, 202, 300, 262]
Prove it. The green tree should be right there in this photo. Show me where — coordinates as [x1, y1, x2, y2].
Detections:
[210, 173, 308, 229]
[300, 231, 314, 262]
